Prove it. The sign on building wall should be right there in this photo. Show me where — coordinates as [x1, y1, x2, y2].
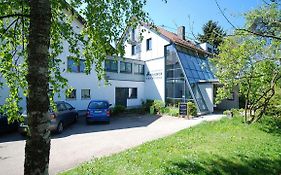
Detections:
[145, 69, 163, 80]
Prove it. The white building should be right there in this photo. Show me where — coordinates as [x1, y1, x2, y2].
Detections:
[0, 19, 238, 113]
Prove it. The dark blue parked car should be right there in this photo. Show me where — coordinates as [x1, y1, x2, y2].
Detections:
[0, 112, 19, 134]
[86, 100, 111, 124]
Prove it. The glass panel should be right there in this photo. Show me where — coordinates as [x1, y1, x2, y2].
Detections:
[80, 60, 85, 73]
[67, 58, 78, 72]
[165, 45, 194, 105]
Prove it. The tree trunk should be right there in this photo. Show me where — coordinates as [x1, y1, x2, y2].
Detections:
[24, 0, 51, 174]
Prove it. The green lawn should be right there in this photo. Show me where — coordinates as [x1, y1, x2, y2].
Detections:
[62, 116, 281, 175]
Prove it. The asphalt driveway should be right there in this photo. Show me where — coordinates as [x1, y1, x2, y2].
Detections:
[0, 114, 223, 175]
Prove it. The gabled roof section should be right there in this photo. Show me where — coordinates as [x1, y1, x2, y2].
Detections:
[156, 26, 209, 54]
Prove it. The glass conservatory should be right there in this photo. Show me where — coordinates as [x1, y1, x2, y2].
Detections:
[165, 44, 216, 113]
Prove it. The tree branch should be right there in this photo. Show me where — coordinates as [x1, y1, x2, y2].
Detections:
[214, 0, 281, 41]
[0, 14, 29, 20]
[237, 28, 281, 41]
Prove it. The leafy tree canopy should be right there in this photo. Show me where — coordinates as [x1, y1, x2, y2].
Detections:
[0, 0, 149, 120]
[212, 2, 281, 123]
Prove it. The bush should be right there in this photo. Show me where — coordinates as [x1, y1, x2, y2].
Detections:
[164, 106, 179, 117]
[142, 99, 154, 112]
[153, 100, 165, 114]
[112, 105, 125, 115]
[187, 102, 197, 117]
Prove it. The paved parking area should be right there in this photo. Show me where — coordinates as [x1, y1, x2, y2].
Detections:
[0, 114, 223, 175]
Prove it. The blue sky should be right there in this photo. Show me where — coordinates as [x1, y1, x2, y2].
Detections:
[144, 0, 265, 40]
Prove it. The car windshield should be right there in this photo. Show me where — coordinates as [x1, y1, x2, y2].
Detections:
[88, 101, 108, 109]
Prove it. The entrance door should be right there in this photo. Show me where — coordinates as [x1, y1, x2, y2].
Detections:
[115, 88, 128, 107]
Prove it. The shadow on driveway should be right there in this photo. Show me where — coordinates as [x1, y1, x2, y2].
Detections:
[0, 114, 161, 143]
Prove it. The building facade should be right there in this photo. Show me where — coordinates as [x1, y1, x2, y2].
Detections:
[0, 20, 238, 113]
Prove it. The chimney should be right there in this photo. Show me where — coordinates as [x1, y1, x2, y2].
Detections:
[177, 26, 185, 40]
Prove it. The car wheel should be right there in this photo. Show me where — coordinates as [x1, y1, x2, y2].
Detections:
[57, 122, 64, 134]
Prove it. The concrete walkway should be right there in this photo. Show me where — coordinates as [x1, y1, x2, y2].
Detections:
[0, 114, 224, 175]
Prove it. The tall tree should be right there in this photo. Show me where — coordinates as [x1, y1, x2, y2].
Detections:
[212, 2, 281, 124]
[198, 20, 226, 48]
[0, 0, 149, 174]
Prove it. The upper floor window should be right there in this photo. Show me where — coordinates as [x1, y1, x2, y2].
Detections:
[120, 61, 132, 73]
[131, 45, 136, 55]
[131, 28, 136, 41]
[134, 64, 144, 75]
[105, 59, 118, 72]
[146, 38, 152, 51]
[67, 58, 85, 73]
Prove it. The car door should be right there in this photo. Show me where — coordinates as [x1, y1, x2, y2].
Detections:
[56, 103, 70, 126]
[64, 102, 76, 122]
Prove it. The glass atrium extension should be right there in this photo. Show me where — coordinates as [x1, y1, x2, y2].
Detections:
[165, 44, 216, 113]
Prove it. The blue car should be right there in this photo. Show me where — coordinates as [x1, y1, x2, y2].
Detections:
[86, 100, 111, 124]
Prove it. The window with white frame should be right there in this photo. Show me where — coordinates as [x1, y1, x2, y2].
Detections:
[134, 64, 144, 75]
[146, 38, 152, 51]
[131, 45, 136, 55]
[120, 61, 132, 73]
[81, 89, 91, 99]
[105, 59, 118, 72]
[67, 58, 85, 73]
[128, 88, 137, 99]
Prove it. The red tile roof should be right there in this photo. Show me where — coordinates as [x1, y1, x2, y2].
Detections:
[156, 26, 209, 54]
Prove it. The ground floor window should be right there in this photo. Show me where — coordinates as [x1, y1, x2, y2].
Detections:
[128, 88, 137, 99]
[81, 89, 91, 99]
[66, 89, 76, 99]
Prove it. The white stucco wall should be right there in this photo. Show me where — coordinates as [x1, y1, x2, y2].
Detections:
[124, 25, 170, 61]
[144, 58, 165, 101]
[198, 83, 214, 113]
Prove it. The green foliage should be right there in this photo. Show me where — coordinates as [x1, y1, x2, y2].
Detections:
[152, 100, 165, 114]
[164, 106, 179, 117]
[112, 105, 125, 115]
[62, 116, 281, 175]
[212, 3, 281, 123]
[266, 87, 281, 117]
[0, 0, 150, 123]
[142, 99, 154, 112]
[198, 20, 226, 48]
[187, 102, 197, 117]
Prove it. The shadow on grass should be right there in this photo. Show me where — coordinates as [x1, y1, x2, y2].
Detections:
[165, 156, 281, 175]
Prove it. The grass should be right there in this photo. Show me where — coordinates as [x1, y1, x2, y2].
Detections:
[61, 116, 281, 175]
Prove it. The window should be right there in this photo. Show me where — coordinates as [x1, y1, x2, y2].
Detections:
[56, 103, 67, 112]
[67, 58, 85, 73]
[64, 102, 74, 110]
[134, 64, 144, 74]
[131, 45, 136, 55]
[105, 59, 118, 72]
[128, 88, 137, 99]
[146, 38, 152, 51]
[81, 89, 91, 99]
[120, 61, 132, 73]
[66, 89, 76, 99]
[88, 101, 108, 109]
[131, 28, 136, 41]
